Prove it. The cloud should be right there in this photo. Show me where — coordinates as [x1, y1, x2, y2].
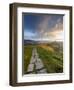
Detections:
[37, 16, 51, 33]
[24, 14, 64, 41]
[36, 17, 63, 41]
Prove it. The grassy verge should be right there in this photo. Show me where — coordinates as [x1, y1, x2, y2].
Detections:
[24, 45, 33, 74]
[37, 45, 63, 73]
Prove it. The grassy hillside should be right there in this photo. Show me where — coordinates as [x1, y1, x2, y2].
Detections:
[36, 43, 63, 73]
[24, 42, 63, 74]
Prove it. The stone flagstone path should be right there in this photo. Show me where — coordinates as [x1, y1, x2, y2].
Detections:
[27, 48, 47, 74]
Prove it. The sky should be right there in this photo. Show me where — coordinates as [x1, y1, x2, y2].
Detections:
[23, 13, 64, 41]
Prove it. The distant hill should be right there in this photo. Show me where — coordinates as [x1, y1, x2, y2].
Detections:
[24, 39, 37, 45]
[24, 39, 51, 45]
[24, 39, 63, 45]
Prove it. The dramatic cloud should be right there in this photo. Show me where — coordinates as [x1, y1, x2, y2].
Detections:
[23, 13, 64, 41]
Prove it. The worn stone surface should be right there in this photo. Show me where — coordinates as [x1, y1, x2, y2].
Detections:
[27, 48, 47, 74]
[27, 64, 34, 72]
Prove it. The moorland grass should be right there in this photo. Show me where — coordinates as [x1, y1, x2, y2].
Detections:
[37, 45, 63, 73]
[24, 45, 33, 73]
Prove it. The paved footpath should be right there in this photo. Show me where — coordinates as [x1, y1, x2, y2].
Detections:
[27, 48, 47, 74]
